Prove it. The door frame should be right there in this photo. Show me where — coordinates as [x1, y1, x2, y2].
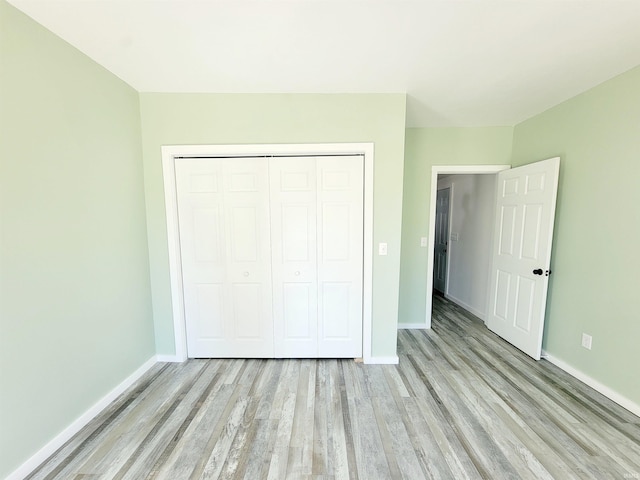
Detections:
[162, 143, 374, 362]
[424, 165, 510, 328]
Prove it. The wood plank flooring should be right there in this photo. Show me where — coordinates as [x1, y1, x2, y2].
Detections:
[27, 296, 640, 479]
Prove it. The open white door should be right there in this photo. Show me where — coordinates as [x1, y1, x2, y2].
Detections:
[487, 157, 560, 360]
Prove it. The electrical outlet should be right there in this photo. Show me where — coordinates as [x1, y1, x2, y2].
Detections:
[581, 333, 592, 350]
[420, 237, 428, 247]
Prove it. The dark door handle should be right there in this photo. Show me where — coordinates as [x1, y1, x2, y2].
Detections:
[533, 268, 543, 275]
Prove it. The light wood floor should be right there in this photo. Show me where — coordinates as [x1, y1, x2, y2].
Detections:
[29, 296, 640, 479]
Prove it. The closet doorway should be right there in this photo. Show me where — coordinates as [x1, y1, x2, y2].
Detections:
[162, 143, 375, 362]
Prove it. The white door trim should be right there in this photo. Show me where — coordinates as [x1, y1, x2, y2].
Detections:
[424, 165, 510, 328]
[162, 143, 374, 362]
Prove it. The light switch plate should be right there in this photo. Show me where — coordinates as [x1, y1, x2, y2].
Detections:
[378, 243, 388, 255]
[420, 237, 428, 247]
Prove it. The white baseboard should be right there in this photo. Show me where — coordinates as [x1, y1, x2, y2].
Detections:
[397, 323, 428, 330]
[444, 294, 486, 321]
[365, 356, 400, 365]
[7, 356, 158, 480]
[156, 354, 183, 363]
[542, 350, 640, 418]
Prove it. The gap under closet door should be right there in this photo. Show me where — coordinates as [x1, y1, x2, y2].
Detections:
[175, 158, 274, 358]
[270, 156, 364, 358]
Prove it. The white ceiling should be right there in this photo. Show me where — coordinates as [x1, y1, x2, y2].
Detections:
[8, 0, 640, 127]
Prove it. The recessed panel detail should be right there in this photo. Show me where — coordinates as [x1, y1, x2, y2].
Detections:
[322, 171, 350, 191]
[503, 178, 519, 197]
[281, 172, 311, 191]
[230, 173, 258, 192]
[283, 283, 312, 338]
[282, 205, 310, 262]
[322, 282, 350, 338]
[233, 284, 262, 338]
[190, 174, 218, 193]
[521, 204, 542, 260]
[435, 252, 447, 281]
[525, 173, 545, 193]
[322, 204, 350, 261]
[195, 284, 224, 338]
[514, 277, 535, 333]
[494, 270, 511, 321]
[498, 205, 517, 256]
[231, 207, 258, 262]
[193, 207, 221, 263]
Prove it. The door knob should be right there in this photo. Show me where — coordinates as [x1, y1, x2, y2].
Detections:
[533, 268, 543, 275]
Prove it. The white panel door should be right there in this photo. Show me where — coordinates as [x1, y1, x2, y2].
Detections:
[271, 156, 364, 358]
[269, 157, 318, 357]
[317, 156, 364, 357]
[176, 158, 274, 358]
[486, 157, 560, 359]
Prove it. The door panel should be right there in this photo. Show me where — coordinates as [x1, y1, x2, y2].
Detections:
[271, 156, 364, 358]
[194, 284, 225, 338]
[514, 277, 535, 332]
[192, 208, 223, 263]
[321, 204, 351, 260]
[321, 282, 351, 338]
[317, 156, 363, 358]
[175, 159, 226, 356]
[178, 155, 364, 359]
[223, 159, 274, 356]
[494, 270, 511, 320]
[498, 205, 517, 255]
[487, 157, 560, 359]
[521, 204, 542, 259]
[229, 206, 259, 261]
[176, 158, 274, 358]
[232, 283, 264, 338]
[270, 157, 318, 357]
[282, 205, 312, 261]
[283, 283, 313, 338]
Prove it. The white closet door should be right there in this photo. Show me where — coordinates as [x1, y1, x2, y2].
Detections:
[270, 157, 318, 357]
[271, 156, 364, 358]
[317, 156, 364, 357]
[176, 158, 274, 358]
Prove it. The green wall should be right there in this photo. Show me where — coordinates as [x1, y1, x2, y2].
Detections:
[398, 127, 514, 325]
[511, 66, 640, 406]
[2, 0, 637, 474]
[0, 2, 155, 477]
[399, 69, 640, 408]
[139, 93, 407, 359]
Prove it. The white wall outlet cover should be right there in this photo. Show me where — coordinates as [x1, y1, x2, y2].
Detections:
[581, 333, 592, 350]
[378, 242, 388, 255]
[420, 237, 428, 247]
